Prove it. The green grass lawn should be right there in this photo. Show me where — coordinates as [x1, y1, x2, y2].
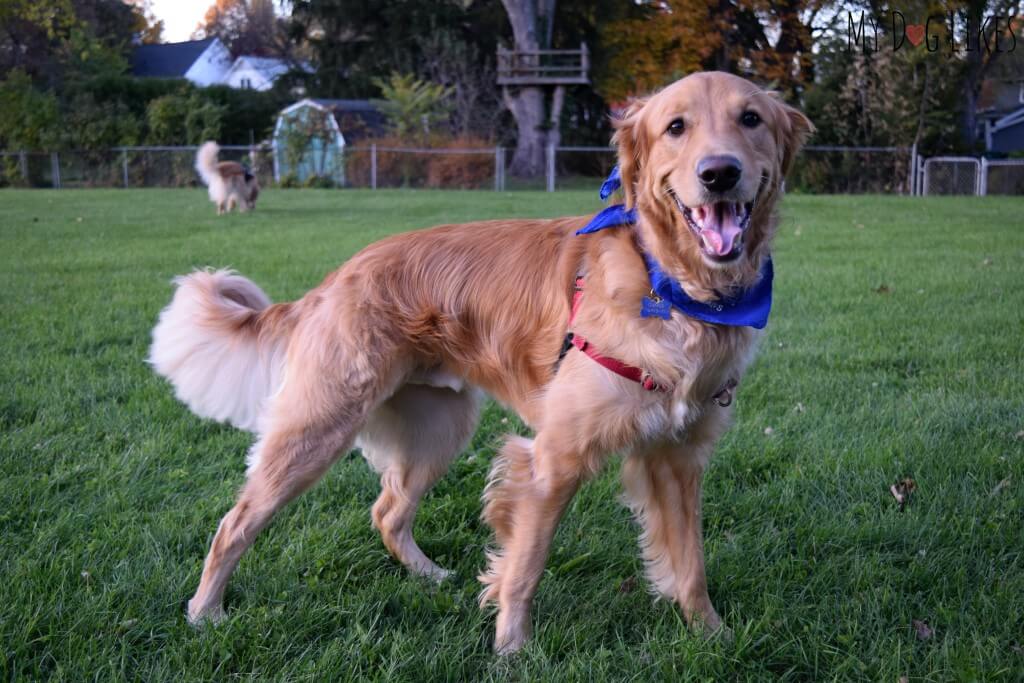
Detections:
[1, 188, 1022, 681]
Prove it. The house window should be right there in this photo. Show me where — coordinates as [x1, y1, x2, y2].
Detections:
[241, 77, 252, 89]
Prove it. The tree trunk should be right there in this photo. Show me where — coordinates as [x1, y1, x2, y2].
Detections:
[500, 0, 559, 178]
[959, 0, 1010, 151]
[503, 86, 547, 176]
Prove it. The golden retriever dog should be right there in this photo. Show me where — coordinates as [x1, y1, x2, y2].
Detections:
[195, 141, 260, 215]
[150, 72, 811, 654]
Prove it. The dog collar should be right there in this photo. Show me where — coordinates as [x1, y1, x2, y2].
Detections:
[576, 167, 773, 329]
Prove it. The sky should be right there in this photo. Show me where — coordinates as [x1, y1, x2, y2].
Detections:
[150, 0, 210, 42]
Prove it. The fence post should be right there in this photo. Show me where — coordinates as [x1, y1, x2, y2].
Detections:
[546, 144, 555, 192]
[979, 158, 988, 196]
[51, 152, 60, 189]
[122, 149, 129, 188]
[913, 143, 921, 196]
[370, 144, 377, 190]
[494, 146, 501, 192]
[19, 150, 28, 184]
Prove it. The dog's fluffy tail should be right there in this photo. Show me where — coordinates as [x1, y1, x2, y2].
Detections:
[149, 269, 297, 433]
[195, 141, 220, 187]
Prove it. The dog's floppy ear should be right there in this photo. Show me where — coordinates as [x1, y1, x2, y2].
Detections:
[611, 97, 649, 209]
[771, 96, 814, 177]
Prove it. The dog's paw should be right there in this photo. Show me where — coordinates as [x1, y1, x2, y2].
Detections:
[417, 564, 454, 583]
[689, 613, 733, 644]
[493, 604, 532, 655]
[186, 599, 226, 628]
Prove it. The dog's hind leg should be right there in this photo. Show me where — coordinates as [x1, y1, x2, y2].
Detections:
[187, 336, 399, 625]
[359, 384, 482, 580]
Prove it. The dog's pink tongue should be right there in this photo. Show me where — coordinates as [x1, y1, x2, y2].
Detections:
[699, 203, 742, 256]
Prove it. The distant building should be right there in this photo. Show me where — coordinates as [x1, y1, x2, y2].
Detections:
[222, 56, 306, 91]
[272, 99, 387, 184]
[131, 38, 232, 86]
[132, 38, 300, 91]
[978, 77, 1024, 154]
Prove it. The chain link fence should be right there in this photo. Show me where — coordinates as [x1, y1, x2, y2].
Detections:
[921, 157, 981, 195]
[980, 159, 1024, 195]
[3, 144, 1022, 196]
[791, 146, 913, 194]
[0, 146, 272, 189]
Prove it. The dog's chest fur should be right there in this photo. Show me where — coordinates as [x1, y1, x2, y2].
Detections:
[646, 313, 759, 435]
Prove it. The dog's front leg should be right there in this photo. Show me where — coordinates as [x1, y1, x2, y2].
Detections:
[621, 428, 729, 638]
[480, 435, 584, 654]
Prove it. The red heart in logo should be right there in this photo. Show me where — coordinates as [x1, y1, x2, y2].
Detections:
[905, 24, 925, 46]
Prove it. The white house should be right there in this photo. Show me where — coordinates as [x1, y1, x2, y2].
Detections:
[221, 56, 294, 91]
[132, 38, 299, 91]
[131, 38, 233, 86]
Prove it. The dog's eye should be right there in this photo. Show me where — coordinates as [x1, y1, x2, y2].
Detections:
[666, 118, 685, 137]
[740, 111, 762, 128]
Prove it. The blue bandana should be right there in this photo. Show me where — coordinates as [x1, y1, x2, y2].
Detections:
[575, 167, 773, 329]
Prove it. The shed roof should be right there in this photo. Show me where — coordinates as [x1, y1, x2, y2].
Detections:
[278, 98, 387, 142]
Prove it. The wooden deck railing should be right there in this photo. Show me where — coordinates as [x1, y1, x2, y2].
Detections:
[496, 43, 589, 86]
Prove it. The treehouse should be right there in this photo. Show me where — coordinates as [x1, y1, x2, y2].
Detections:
[496, 43, 589, 86]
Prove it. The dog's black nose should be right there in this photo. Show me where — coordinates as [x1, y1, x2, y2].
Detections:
[697, 155, 742, 193]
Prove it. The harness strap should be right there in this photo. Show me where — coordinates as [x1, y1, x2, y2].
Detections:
[565, 276, 668, 393]
[562, 275, 738, 403]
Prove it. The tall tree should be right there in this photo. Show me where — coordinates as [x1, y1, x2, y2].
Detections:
[499, 0, 560, 176]
[598, 0, 819, 102]
[285, 0, 504, 100]
[196, 0, 283, 57]
[955, 0, 1020, 150]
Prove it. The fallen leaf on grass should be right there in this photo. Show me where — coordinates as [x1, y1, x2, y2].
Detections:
[1011, 643, 1023, 655]
[1014, 430, 1024, 440]
[912, 619, 933, 641]
[990, 477, 1011, 497]
[618, 576, 637, 594]
[899, 676, 909, 683]
[874, 284, 891, 294]
[763, 426, 775, 436]
[793, 402, 806, 413]
[890, 477, 917, 512]
[981, 257, 993, 266]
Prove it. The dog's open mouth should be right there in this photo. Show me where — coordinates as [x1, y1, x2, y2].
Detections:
[669, 194, 753, 262]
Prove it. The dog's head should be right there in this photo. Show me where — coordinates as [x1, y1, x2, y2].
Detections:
[614, 72, 812, 288]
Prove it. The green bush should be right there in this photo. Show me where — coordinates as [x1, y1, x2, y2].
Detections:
[145, 91, 226, 145]
[0, 70, 61, 150]
[302, 174, 335, 188]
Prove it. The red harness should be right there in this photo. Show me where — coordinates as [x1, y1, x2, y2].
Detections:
[563, 276, 737, 406]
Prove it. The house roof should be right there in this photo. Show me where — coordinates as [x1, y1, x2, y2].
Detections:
[132, 38, 218, 78]
[992, 105, 1024, 133]
[309, 99, 381, 113]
